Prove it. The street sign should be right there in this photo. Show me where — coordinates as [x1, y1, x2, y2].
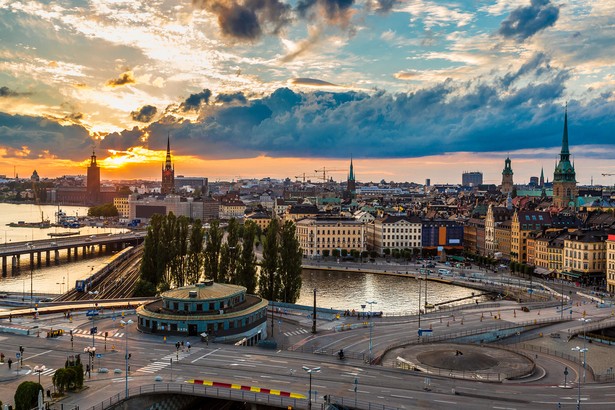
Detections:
[418, 329, 433, 336]
[96, 354, 103, 359]
[86, 310, 99, 317]
[16, 353, 20, 359]
[90, 327, 98, 335]
[354, 378, 358, 392]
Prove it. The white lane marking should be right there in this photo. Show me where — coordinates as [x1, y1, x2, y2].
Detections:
[26, 350, 53, 360]
[191, 348, 220, 363]
[391, 394, 414, 399]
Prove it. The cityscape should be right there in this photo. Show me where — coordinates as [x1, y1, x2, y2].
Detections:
[2, 1, 615, 410]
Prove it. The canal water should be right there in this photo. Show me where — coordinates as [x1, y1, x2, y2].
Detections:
[0, 204, 483, 314]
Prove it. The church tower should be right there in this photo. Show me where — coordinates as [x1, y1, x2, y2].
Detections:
[552, 106, 577, 208]
[161, 134, 175, 195]
[500, 156, 514, 195]
[87, 150, 101, 204]
[346, 156, 356, 199]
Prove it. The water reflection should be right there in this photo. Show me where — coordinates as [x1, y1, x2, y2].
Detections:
[296, 269, 487, 315]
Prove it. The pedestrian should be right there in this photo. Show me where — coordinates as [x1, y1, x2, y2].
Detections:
[181, 340, 184, 351]
[7, 358, 12, 370]
[186, 341, 191, 352]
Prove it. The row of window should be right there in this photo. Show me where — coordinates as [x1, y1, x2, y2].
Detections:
[164, 295, 242, 312]
[382, 227, 420, 233]
[385, 235, 419, 240]
[140, 309, 266, 332]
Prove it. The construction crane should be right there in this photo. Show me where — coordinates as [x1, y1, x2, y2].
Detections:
[295, 173, 320, 183]
[602, 173, 615, 176]
[314, 167, 346, 182]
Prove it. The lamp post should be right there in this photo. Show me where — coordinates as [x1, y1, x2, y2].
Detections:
[33, 364, 45, 385]
[88, 291, 99, 347]
[121, 319, 133, 399]
[578, 318, 591, 383]
[84, 346, 96, 378]
[366, 300, 377, 364]
[302, 365, 320, 410]
[572, 346, 588, 409]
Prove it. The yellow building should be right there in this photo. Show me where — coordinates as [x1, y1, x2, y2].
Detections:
[607, 234, 615, 293]
[511, 211, 552, 263]
[113, 195, 130, 218]
[563, 230, 609, 285]
[533, 230, 567, 276]
[245, 211, 271, 231]
[494, 220, 511, 261]
[295, 218, 366, 258]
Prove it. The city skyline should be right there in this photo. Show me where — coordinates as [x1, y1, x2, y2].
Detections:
[1, 1, 615, 184]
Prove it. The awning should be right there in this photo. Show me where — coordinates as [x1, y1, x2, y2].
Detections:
[534, 267, 551, 276]
[560, 271, 581, 279]
[449, 256, 465, 262]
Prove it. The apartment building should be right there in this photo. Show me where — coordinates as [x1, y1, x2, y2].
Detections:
[511, 211, 552, 263]
[367, 215, 422, 254]
[607, 233, 615, 293]
[295, 217, 366, 257]
[563, 229, 609, 285]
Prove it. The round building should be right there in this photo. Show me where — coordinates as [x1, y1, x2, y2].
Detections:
[136, 280, 268, 345]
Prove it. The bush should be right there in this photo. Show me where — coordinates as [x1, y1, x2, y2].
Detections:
[322, 250, 330, 257]
[133, 279, 157, 297]
[15, 381, 42, 410]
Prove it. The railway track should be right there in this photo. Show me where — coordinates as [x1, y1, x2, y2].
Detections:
[56, 246, 144, 302]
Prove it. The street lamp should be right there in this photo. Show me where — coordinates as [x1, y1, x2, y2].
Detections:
[121, 319, 134, 399]
[366, 300, 377, 364]
[33, 364, 46, 385]
[302, 365, 321, 410]
[572, 346, 588, 409]
[84, 346, 96, 378]
[88, 291, 99, 347]
[578, 318, 591, 383]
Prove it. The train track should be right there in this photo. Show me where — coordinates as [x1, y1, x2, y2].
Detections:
[56, 246, 144, 302]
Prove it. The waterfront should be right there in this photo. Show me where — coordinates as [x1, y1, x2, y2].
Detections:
[0, 203, 127, 295]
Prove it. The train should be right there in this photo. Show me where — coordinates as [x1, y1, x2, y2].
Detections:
[75, 246, 134, 292]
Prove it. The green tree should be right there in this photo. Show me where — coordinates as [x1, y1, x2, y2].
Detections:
[169, 215, 189, 287]
[278, 220, 302, 303]
[322, 249, 330, 257]
[341, 249, 348, 257]
[220, 218, 241, 283]
[15, 381, 42, 410]
[237, 220, 258, 293]
[204, 220, 224, 282]
[332, 249, 341, 258]
[133, 279, 157, 297]
[186, 219, 205, 285]
[87, 203, 119, 217]
[140, 214, 164, 286]
[259, 218, 280, 301]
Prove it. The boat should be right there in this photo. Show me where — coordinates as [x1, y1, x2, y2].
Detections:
[7, 211, 51, 228]
[48, 231, 80, 237]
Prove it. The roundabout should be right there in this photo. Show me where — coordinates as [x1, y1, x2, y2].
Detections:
[389, 343, 536, 382]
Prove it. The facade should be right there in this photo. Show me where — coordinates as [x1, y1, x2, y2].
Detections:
[511, 211, 552, 263]
[422, 219, 464, 251]
[161, 136, 175, 195]
[607, 234, 615, 293]
[175, 176, 208, 195]
[500, 157, 514, 195]
[552, 107, 578, 208]
[563, 229, 608, 285]
[219, 198, 246, 220]
[113, 195, 130, 218]
[462, 171, 483, 187]
[284, 203, 320, 222]
[203, 195, 220, 221]
[485, 205, 513, 257]
[245, 211, 271, 231]
[494, 220, 512, 261]
[128, 194, 204, 222]
[367, 215, 422, 254]
[534, 230, 567, 275]
[136, 280, 268, 344]
[295, 217, 366, 257]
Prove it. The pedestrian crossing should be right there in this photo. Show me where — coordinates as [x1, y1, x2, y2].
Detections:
[34, 367, 57, 377]
[284, 328, 309, 337]
[69, 329, 125, 338]
[136, 349, 197, 374]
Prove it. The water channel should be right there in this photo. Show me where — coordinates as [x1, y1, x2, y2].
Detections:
[0, 204, 484, 314]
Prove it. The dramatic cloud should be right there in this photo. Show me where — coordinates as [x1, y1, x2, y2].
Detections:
[131, 105, 158, 123]
[498, 0, 559, 41]
[0, 86, 29, 97]
[0, 112, 93, 160]
[291, 78, 340, 87]
[215, 92, 248, 104]
[297, 0, 355, 26]
[373, 0, 398, 14]
[192, 0, 292, 40]
[106, 71, 136, 87]
[181, 89, 212, 112]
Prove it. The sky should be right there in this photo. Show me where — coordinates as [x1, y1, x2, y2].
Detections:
[1, 0, 615, 185]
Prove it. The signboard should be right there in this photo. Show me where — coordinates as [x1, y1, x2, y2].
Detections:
[96, 354, 103, 359]
[86, 310, 99, 317]
[418, 329, 433, 336]
[16, 353, 20, 359]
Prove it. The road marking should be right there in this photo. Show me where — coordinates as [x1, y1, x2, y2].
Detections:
[433, 400, 456, 404]
[26, 350, 53, 361]
[191, 348, 220, 363]
[493, 407, 516, 410]
[391, 394, 414, 399]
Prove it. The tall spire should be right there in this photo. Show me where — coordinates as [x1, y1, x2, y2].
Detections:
[165, 132, 172, 171]
[560, 102, 570, 160]
[348, 155, 355, 181]
[540, 167, 544, 187]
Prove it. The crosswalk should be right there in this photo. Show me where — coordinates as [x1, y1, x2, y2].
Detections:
[34, 367, 57, 377]
[68, 329, 125, 339]
[136, 349, 198, 374]
[284, 328, 309, 337]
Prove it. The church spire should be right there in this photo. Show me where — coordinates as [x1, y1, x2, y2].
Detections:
[164, 133, 173, 171]
[540, 167, 544, 187]
[348, 155, 355, 182]
[560, 102, 570, 160]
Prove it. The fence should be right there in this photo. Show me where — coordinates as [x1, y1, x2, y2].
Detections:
[86, 383, 404, 410]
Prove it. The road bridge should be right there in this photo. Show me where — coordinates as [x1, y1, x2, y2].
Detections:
[0, 232, 145, 275]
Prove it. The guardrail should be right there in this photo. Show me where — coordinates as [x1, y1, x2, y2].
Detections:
[86, 383, 403, 410]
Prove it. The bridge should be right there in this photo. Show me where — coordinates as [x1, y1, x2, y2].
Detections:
[0, 231, 146, 275]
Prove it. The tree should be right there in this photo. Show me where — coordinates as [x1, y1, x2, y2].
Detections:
[133, 279, 157, 297]
[332, 249, 341, 258]
[15, 381, 42, 410]
[204, 220, 224, 282]
[87, 203, 119, 217]
[140, 214, 164, 286]
[237, 221, 258, 293]
[278, 220, 302, 303]
[259, 218, 280, 301]
[219, 218, 241, 283]
[186, 219, 205, 285]
[322, 249, 330, 257]
[341, 249, 348, 257]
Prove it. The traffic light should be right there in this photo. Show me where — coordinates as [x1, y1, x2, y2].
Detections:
[19, 346, 24, 354]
